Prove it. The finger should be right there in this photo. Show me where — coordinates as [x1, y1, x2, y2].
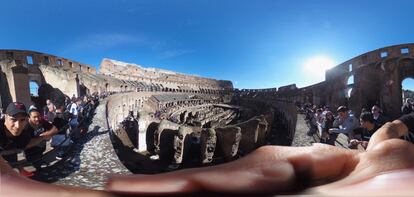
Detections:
[0, 158, 111, 197]
[309, 139, 414, 195]
[367, 120, 408, 151]
[108, 145, 356, 195]
[313, 168, 414, 196]
[39, 132, 50, 136]
[189, 156, 296, 194]
[107, 147, 298, 195]
[1, 174, 113, 197]
[108, 162, 295, 195]
[107, 174, 199, 195]
[39, 131, 55, 138]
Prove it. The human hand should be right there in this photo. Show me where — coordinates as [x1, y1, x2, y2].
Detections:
[107, 144, 357, 195]
[0, 157, 113, 197]
[39, 132, 53, 140]
[107, 139, 414, 196]
[39, 127, 58, 140]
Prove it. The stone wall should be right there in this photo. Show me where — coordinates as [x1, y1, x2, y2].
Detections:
[0, 50, 96, 74]
[240, 43, 414, 119]
[0, 49, 233, 110]
[100, 58, 233, 94]
[0, 60, 31, 107]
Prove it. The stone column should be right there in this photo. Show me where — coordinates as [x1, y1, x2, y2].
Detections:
[75, 74, 80, 97]
[11, 64, 31, 107]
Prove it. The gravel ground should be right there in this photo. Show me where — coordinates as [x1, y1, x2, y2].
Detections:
[291, 114, 315, 146]
[292, 114, 350, 148]
[38, 99, 131, 190]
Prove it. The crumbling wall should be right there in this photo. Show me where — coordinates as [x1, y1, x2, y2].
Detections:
[269, 43, 414, 118]
[0, 60, 31, 107]
[0, 61, 13, 109]
[100, 58, 233, 95]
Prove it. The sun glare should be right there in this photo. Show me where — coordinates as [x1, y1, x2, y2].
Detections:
[303, 55, 336, 79]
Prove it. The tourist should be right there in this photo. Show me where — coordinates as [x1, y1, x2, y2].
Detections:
[64, 96, 71, 110]
[23, 106, 58, 173]
[371, 105, 389, 126]
[68, 99, 82, 140]
[305, 105, 318, 136]
[321, 106, 330, 119]
[0, 102, 33, 177]
[401, 98, 413, 115]
[71, 94, 76, 103]
[349, 111, 381, 149]
[52, 105, 71, 131]
[43, 99, 56, 121]
[328, 106, 359, 142]
[43, 99, 51, 115]
[321, 111, 334, 144]
[69, 99, 80, 125]
[314, 108, 324, 136]
[50, 105, 71, 160]
[46, 102, 56, 123]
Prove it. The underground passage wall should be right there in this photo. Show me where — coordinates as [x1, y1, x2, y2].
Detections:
[105, 90, 298, 173]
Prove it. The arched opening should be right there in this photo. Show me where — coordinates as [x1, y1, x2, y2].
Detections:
[347, 75, 354, 85]
[29, 80, 41, 108]
[401, 77, 414, 105]
[29, 81, 40, 97]
[79, 84, 89, 97]
[38, 83, 66, 108]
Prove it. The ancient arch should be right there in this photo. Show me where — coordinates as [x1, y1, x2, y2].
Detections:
[29, 80, 40, 97]
[402, 77, 414, 103]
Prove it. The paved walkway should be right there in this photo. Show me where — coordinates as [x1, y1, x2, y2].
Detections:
[292, 114, 314, 146]
[33, 99, 131, 190]
[292, 114, 350, 148]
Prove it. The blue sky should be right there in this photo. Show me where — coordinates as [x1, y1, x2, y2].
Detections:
[2, 0, 414, 90]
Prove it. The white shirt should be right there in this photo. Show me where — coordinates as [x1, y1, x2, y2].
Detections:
[70, 103, 79, 116]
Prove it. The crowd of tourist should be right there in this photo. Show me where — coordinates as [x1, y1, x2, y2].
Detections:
[402, 98, 414, 115]
[301, 102, 405, 149]
[0, 93, 100, 177]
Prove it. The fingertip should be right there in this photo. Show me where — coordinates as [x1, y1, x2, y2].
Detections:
[107, 175, 197, 195]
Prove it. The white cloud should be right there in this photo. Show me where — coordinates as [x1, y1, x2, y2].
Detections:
[64, 33, 146, 52]
[159, 49, 194, 59]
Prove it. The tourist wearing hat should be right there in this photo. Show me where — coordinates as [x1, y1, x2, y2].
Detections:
[0, 102, 31, 154]
[0, 102, 34, 176]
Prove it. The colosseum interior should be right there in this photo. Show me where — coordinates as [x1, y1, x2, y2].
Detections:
[1, 43, 413, 188]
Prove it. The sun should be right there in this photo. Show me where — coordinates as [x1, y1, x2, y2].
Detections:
[303, 55, 336, 79]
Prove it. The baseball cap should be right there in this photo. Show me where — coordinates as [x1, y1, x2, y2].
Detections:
[28, 105, 40, 113]
[6, 102, 28, 117]
[336, 106, 348, 113]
